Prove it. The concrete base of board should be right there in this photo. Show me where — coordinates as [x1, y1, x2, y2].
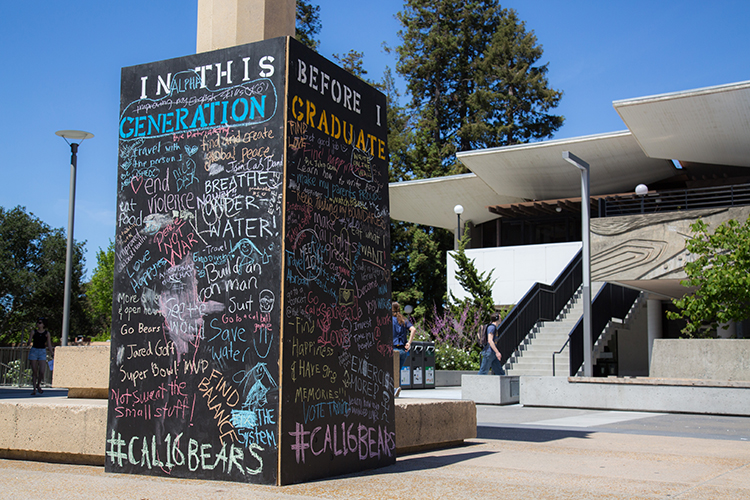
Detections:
[394, 399, 477, 454]
[461, 375, 520, 405]
[0, 395, 108, 465]
[0, 394, 476, 465]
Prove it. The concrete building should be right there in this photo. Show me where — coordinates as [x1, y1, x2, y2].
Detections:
[389, 80, 750, 378]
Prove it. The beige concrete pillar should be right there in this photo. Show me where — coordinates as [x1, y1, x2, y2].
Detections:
[197, 0, 295, 53]
[647, 295, 662, 372]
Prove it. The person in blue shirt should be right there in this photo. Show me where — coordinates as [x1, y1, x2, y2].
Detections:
[479, 313, 505, 375]
[392, 302, 415, 397]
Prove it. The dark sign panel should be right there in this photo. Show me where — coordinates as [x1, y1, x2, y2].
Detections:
[107, 37, 392, 487]
[280, 38, 393, 485]
[107, 38, 286, 485]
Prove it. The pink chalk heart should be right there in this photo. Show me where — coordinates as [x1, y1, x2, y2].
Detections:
[130, 176, 144, 194]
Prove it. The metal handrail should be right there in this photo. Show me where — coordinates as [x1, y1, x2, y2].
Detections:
[0, 346, 53, 387]
[567, 283, 640, 376]
[496, 250, 582, 367]
[552, 334, 572, 377]
[602, 182, 750, 217]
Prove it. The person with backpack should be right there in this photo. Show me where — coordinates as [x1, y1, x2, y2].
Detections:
[392, 301, 416, 397]
[478, 313, 505, 375]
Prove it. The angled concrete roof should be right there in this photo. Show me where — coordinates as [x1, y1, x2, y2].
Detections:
[389, 173, 514, 229]
[456, 131, 674, 201]
[389, 79, 750, 230]
[614, 81, 750, 168]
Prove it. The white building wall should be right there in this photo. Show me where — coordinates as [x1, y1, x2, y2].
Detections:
[447, 242, 582, 307]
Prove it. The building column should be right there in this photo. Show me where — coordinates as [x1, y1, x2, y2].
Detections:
[647, 295, 662, 374]
[717, 322, 736, 338]
[197, 0, 295, 53]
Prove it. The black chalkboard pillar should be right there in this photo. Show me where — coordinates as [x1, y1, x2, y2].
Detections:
[106, 37, 393, 486]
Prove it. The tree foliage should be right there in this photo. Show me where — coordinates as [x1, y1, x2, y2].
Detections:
[449, 225, 496, 321]
[388, 0, 562, 318]
[667, 218, 750, 338]
[333, 50, 368, 79]
[0, 206, 91, 345]
[390, 221, 453, 318]
[88, 240, 115, 339]
[396, 0, 563, 176]
[296, 0, 322, 50]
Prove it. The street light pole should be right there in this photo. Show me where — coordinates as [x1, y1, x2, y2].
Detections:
[453, 204, 464, 251]
[635, 183, 648, 213]
[56, 130, 94, 346]
[563, 151, 593, 378]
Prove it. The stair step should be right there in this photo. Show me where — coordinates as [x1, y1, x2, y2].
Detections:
[513, 350, 567, 360]
[504, 282, 619, 377]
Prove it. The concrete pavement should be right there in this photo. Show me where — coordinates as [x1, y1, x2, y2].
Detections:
[1, 386, 749, 498]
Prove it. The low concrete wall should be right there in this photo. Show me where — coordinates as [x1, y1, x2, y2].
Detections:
[461, 375, 519, 405]
[52, 344, 110, 398]
[651, 339, 750, 380]
[0, 397, 476, 465]
[0, 399, 108, 464]
[395, 399, 476, 454]
[521, 376, 750, 416]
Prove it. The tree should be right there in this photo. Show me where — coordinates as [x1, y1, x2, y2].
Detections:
[449, 225, 496, 321]
[88, 240, 115, 339]
[388, 0, 563, 319]
[667, 217, 750, 338]
[296, 0, 321, 50]
[379, 68, 457, 315]
[333, 50, 368, 79]
[390, 221, 453, 318]
[0, 206, 91, 345]
[396, 0, 563, 176]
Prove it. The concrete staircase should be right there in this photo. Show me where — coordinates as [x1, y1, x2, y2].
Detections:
[505, 282, 605, 377]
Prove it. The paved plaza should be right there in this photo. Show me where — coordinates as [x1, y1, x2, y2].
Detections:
[1, 386, 749, 499]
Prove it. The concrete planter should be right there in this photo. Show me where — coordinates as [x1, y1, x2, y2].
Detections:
[435, 370, 475, 387]
[462, 375, 520, 405]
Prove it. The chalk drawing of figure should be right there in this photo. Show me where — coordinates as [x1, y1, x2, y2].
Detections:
[231, 238, 262, 274]
[259, 289, 274, 313]
[233, 362, 278, 410]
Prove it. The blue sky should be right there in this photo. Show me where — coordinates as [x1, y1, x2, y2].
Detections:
[1, 0, 749, 278]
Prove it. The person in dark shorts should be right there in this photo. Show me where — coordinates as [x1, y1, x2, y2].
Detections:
[27, 318, 53, 395]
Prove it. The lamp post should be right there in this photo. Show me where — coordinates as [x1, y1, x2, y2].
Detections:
[453, 204, 464, 250]
[635, 183, 648, 213]
[56, 130, 94, 346]
[563, 151, 592, 378]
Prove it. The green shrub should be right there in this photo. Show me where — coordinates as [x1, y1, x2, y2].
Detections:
[3, 359, 31, 385]
[434, 342, 480, 371]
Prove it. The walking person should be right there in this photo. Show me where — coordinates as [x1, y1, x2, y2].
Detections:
[392, 302, 416, 397]
[478, 313, 505, 375]
[27, 318, 53, 395]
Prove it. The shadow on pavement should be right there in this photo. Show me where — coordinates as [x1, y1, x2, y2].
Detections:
[0, 386, 68, 399]
[477, 425, 593, 443]
[351, 448, 493, 479]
